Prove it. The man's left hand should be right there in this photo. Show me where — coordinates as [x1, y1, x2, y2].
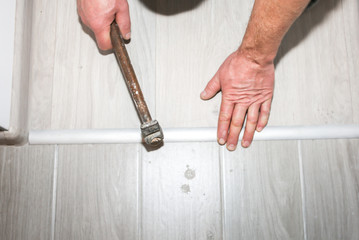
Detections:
[201, 50, 274, 150]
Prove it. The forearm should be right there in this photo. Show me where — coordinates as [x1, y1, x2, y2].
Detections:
[240, 0, 311, 64]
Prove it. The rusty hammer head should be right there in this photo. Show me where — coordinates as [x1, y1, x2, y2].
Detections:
[141, 120, 164, 146]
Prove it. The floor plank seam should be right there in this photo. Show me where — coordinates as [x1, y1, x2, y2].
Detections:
[48, 0, 59, 125]
[219, 146, 226, 240]
[138, 144, 143, 240]
[298, 140, 307, 240]
[154, 11, 157, 120]
[339, 0, 355, 123]
[50, 145, 59, 240]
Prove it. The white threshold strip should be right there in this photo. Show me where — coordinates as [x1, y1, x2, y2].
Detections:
[29, 125, 359, 145]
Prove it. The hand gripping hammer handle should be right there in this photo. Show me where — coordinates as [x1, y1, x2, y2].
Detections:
[110, 22, 163, 146]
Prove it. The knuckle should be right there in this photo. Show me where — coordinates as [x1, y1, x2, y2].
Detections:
[219, 112, 231, 122]
[260, 110, 271, 120]
[260, 109, 270, 115]
[208, 81, 217, 89]
[239, 98, 252, 106]
[259, 115, 269, 123]
[119, 22, 131, 30]
[117, 14, 131, 27]
[120, 1, 129, 11]
[231, 118, 243, 128]
[259, 115, 268, 123]
[246, 115, 258, 124]
[89, 21, 103, 32]
[98, 43, 110, 51]
[80, 17, 89, 27]
[206, 82, 218, 93]
[258, 120, 268, 128]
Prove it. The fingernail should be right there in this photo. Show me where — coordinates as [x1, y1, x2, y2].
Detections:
[242, 141, 250, 148]
[125, 32, 131, 39]
[218, 138, 225, 145]
[200, 90, 207, 98]
[257, 126, 263, 132]
[227, 144, 236, 151]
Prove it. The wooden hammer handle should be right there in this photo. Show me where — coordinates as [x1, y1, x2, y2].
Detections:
[110, 22, 152, 124]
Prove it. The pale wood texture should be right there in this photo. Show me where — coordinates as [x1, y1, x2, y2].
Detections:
[271, 0, 359, 125]
[28, 0, 57, 130]
[344, 0, 359, 123]
[301, 139, 359, 240]
[2, 0, 359, 239]
[54, 144, 139, 240]
[0, 145, 55, 240]
[223, 141, 304, 240]
[141, 143, 222, 240]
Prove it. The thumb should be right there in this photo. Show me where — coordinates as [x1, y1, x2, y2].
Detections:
[116, 1, 131, 40]
[201, 73, 221, 100]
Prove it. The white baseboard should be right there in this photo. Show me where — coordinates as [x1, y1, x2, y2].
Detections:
[29, 125, 359, 145]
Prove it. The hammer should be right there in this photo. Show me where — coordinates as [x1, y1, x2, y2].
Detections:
[110, 22, 164, 146]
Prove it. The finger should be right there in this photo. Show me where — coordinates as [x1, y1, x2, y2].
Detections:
[241, 104, 260, 148]
[217, 99, 234, 145]
[256, 99, 272, 132]
[77, 13, 88, 27]
[94, 25, 112, 51]
[77, 1, 87, 25]
[116, 1, 131, 40]
[201, 73, 220, 100]
[226, 104, 247, 151]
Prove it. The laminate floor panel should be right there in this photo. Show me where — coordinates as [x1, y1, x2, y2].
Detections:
[301, 139, 359, 240]
[141, 143, 222, 240]
[223, 141, 304, 240]
[269, 0, 358, 125]
[5, 0, 359, 239]
[28, 0, 57, 130]
[0, 145, 55, 240]
[343, 0, 359, 123]
[54, 144, 140, 240]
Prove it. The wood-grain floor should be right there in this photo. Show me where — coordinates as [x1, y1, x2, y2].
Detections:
[271, 0, 358, 125]
[223, 141, 304, 240]
[0, 145, 55, 240]
[2, 0, 359, 239]
[54, 144, 140, 240]
[141, 143, 222, 240]
[301, 139, 359, 240]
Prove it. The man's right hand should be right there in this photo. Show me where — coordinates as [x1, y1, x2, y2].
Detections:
[77, 0, 131, 51]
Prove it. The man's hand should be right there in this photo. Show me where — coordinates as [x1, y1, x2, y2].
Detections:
[201, 0, 310, 150]
[201, 50, 274, 150]
[77, 0, 131, 50]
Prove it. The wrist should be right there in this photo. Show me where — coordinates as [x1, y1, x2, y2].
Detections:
[237, 45, 276, 67]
